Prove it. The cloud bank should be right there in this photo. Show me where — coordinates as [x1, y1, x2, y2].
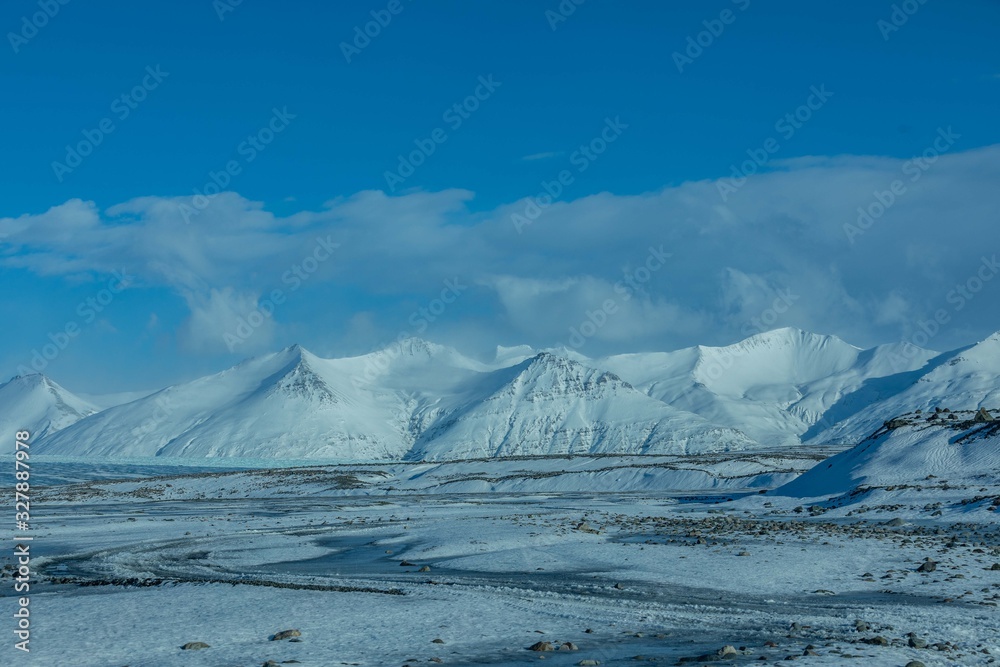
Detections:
[2, 143, 999, 356]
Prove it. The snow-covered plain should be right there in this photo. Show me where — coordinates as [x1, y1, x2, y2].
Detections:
[8, 438, 999, 667]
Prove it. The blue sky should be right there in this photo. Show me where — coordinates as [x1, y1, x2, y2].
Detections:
[2, 0, 1000, 392]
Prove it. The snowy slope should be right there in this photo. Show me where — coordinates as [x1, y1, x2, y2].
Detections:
[35, 345, 417, 459]
[808, 331, 1000, 444]
[776, 409, 1000, 498]
[0, 374, 98, 452]
[79, 388, 155, 410]
[600, 328, 937, 446]
[35, 343, 756, 460]
[409, 353, 755, 459]
[24, 328, 1000, 460]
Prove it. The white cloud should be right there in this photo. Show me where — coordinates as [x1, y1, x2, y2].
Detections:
[180, 287, 276, 353]
[3, 144, 1000, 354]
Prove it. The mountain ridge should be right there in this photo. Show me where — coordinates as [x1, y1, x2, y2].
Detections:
[12, 327, 1000, 460]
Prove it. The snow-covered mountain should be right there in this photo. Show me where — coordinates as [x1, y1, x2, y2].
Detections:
[14, 327, 1000, 461]
[776, 409, 1000, 498]
[409, 352, 753, 459]
[0, 374, 98, 452]
[34, 345, 416, 459]
[34, 342, 752, 460]
[806, 332, 1000, 444]
[598, 328, 937, 446]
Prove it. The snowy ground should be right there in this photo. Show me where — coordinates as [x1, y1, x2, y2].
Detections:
[5, 451, 1000, 666]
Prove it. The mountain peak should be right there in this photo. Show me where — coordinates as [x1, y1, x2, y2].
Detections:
[977, 330, 1000, 346]
[270, 360, 338, 404]
[4, 373, 87, 400]
[925, 330, 1000, 375]
[396, 337, 446, 357]
[278, 343, 316, 360]
[0, 373, 98, 450]
[511, 352, 631, 392]
[735, 327, 856, 350]
[363, 337, 449, 361]
[493, 344, 535, 365]
[8, 372, 48, 387]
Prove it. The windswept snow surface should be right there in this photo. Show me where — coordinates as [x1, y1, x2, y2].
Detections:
[14, 451, 1000, 667]
[744, 410, 1000, 531]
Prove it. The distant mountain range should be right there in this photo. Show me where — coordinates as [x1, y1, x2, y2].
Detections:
[5, 327, 1000, 460]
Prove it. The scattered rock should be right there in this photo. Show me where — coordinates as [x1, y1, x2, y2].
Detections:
[180, 642, 210, 650]
[419, 565, 431, 572]
[528, 641, 555, 651]
[271, 629, 301, 641]
[431, 638, 445, 644]
[917, 561, 937, 573]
